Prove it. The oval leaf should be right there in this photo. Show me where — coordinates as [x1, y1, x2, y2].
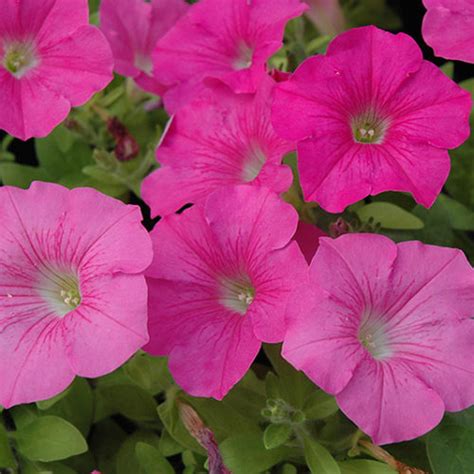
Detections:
[356, 202, 424, 230]
[303, 436, 340, 474]
[15, 416, 87, 462]
[263, 424, 292, 449]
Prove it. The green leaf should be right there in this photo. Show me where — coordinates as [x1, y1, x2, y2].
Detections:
[124, 352, 174, 394]
[303, 435, 340, 474]
[40, 378, 94, 437]
[263, 424, 292, 449]
[99, 383, 157, 422]
[15, 416, 88, 462]
[36, 384, 72, 410]
[0, 423, 15, 469]
[89, 419, 128, 474]
[356, 202, 424, 230]
[263, 344, 315, 409]
[338, 460, 396, 473]
[116, 431, 161, 474]
[220, 433, 290, 474]
[303, 390, 339, 421]
[437, 194, 474, 231]
[135, 442, 174, 474]
[0, 162, 48, 188]
[427, 407, 474, 474]
[447, 109, 474, 209]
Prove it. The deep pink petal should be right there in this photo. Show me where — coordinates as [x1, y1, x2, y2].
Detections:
[144, 78, 293, 216]
[336, 357, 445, 445]
[145, 279, 260, 399]
[389, 61, 471, 149]
[154, 0, 307, 110]
[37, 25, 113, 106]
[297, 134, 451, 212]
[293, 221, 327, 264]
[205, 186, 299, 252]
[100, 0, 188, 93]
[422, 0, 474, 63]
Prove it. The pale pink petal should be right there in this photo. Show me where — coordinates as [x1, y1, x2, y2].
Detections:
[65, 274, 149, 378]
[282, 285, 365, 394]
[337, 357, 445, 445]
[0, 71, 70, 141]
[0, 311, 74, 408]
[248, 241, 307, 342]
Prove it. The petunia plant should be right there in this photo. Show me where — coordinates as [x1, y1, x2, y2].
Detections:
[0, 1, 473, 473]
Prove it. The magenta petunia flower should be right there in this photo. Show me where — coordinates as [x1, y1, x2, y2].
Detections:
[282, 233, 474, 445]
[272, 26, 472, 213]
[422, 0, 474, 63]
[0, 182, 152, 408]
[152, 0, 308, 112]
[142, 77, 294, 217]
[294, 221, 327, 264]
[100, 0, 188, 95]
[145, 186, 307, 399]
[0, 0, 113, 141]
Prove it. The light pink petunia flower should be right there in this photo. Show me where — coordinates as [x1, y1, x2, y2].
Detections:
[422, 0, 474, 63]
[152, 0, 308, 112]
[100, 0, 189, 95]
[142, 77, 294, 217]
[0, 0, 113, 141]
[0, 182, 152, 408]
[272, 26, 472, 213]
[145, 186, 307, 399]
[282, 233, 474, 445]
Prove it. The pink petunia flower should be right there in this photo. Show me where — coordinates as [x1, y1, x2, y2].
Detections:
[422, 0, 474, 63]
[145, 186, 307, 399]
[272, 26, 472, 213]
[142, 77, 294, 217]
[152, 0, 308, 112]
[282, 233, 474, 445]
[0, 182, 152, 408]
[0, 0, 113, 141]
[293, 221, 327, 264]
[100, 0, 189, 95]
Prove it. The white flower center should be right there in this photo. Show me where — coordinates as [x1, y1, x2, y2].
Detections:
[3, 41, 39, 78]
[220, 277, 255, 315]
[37, 268, 82, 317]
[352, 109, 389, 145]
[242, 142, 266, 182]
[233, 43, 253, 71]
[358, 309, 392, 360]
